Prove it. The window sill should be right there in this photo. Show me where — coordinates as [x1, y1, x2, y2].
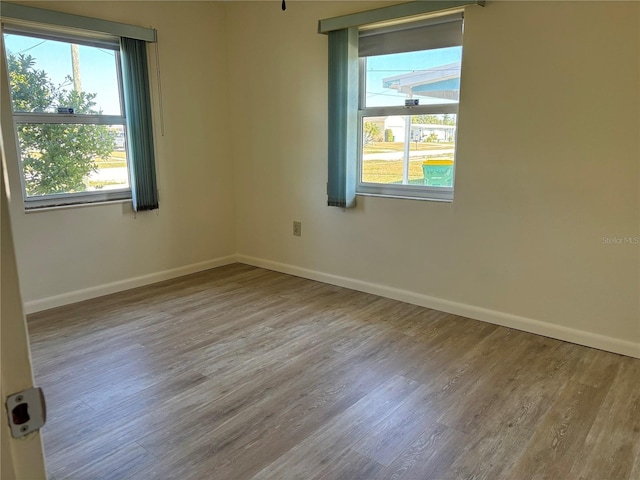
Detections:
[24, 198, 131, 214]
[356, 183, 453, 202]
[356, 192, 453, 203]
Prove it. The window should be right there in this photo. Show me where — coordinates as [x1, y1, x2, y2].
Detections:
[3, 27, 132, 208]
[321, 1, 483, 208]
[357, 14, 463, 201]
[1, 2, 158, 211]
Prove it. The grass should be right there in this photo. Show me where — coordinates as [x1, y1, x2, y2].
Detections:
[362, 141, 454, 183]
[363, 159, 426, 184]
[364, 141, 453, 155]
[95, 151, 127, 169]
[363, 157, 454, 184]
[88, 180, 125, 189]
[95, 160, 127, 169]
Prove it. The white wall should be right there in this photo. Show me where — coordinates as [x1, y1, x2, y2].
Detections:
[2, 1, 236, 310]
[226, 1, 639, 354]
[3, 1, 638, 356]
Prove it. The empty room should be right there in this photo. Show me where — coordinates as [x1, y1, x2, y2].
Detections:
[1, 0, 638, 479]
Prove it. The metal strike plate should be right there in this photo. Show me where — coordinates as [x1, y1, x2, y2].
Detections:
[6, 387, 46, 438]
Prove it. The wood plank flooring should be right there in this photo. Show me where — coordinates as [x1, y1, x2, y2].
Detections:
[26, 264, 640, 480]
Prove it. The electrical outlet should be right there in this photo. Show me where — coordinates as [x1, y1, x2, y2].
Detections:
[293, 221, 302, 237]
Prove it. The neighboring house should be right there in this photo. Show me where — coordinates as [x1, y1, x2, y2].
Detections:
[410, 123, 455, 142]
[383, 61, 462, 103]
[371, 63, 460, 143]
[366, 115, 456, 144]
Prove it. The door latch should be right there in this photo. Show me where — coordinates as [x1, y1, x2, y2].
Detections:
[6, 387, 46, 438]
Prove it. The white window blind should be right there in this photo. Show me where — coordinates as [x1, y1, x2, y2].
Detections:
[359, 13, 463, 57]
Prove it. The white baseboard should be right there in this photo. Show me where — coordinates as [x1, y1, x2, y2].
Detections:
[25, 252, 639, 359]
[237, 255, 640, 359]
[23, 255, 238, 315]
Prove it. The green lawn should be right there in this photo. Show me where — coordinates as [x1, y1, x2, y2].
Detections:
[362, 141, 454, 183]
[363, 159, 427, 184]
[364, 141, 453, 155]
[95, 151, 127, 169]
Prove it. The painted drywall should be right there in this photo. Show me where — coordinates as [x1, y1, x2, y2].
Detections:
[2, 1, 638, 354]
[2, 1, 236, 305]
[226, 2, 639, 346]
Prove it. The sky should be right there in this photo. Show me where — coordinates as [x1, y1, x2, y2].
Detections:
[3, 32, 122, 115]
[4, 31, 461, 113]
[365, 46, 462, 108]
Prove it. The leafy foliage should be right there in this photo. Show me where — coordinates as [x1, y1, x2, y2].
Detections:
[7, 52, 116, 196]
[411, 114, 456, 126]
[425, 132, 439, 143]
[384, 128, 394, 142]
[363, 121, 381, 145]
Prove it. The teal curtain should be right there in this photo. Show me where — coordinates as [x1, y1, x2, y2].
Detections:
[120, 37, 158, 211]
[327, 28, 358, 208]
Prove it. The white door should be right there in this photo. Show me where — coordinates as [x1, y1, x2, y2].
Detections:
[1, 129, 47, 478]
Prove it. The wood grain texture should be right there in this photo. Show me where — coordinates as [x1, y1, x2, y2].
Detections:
[26, 264, 640, 480]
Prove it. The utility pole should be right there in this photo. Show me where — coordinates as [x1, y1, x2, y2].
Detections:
[403, 92, 412, 185]
[71, 44, 81, 92]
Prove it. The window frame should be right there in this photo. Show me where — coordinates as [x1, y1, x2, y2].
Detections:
[355, 29, 462, 202]
[320, 2, 484, 209]
[3, 26, 133, 209]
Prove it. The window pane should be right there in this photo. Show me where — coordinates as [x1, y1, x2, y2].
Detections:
[362, 114, 456, 186]
[3, 33, 122, 115]
[17, 124, 129, 197]
[364, 47, 462, 108]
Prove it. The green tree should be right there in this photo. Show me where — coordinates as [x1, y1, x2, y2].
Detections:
[442, 114, 456, 126]
[411, 115, 439, 125]
[384, 128, 394, 142]
[363, 121, 381, 145]
[425, 132, 439, 143]
[411, 114, 456, 126]
[7, 52, 116, 196]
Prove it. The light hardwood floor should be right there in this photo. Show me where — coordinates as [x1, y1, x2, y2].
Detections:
[27, 264, 640, 480]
